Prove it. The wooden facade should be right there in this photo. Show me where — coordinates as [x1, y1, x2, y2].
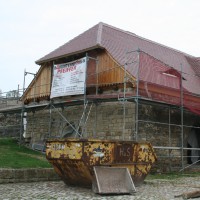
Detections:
[23, 63, 52, 103]
[96, 51, 125, 85]
[23, 50, 136, 103]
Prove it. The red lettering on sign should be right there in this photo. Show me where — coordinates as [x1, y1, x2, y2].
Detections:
[57, 66, 77, 73]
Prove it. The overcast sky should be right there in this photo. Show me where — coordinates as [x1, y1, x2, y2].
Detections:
[0, 0, 199, 94]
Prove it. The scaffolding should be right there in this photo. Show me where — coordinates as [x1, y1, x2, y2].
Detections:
[0, 50, 200, 172]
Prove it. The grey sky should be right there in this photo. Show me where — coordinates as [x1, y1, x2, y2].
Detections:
[0, 0, 199, 93]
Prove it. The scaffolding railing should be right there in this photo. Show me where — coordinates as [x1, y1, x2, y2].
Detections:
[0, 50, 200, 172]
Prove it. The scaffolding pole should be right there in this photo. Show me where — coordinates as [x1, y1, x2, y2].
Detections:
[4, 48, 200, 173]
[135, 49, 140, 141]
[19, 106, 24, 146]
[48, 101, 52, 138]
[19, 70, 27, 145]
[180, 64, 184, 169]
[168, 106, 172, 171]
[94, 102, 98, 137]
[82, 53, 88, 137]
[122, 55, 128, 140]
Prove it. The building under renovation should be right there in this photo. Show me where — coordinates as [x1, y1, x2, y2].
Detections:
[1, 22, 200, 172]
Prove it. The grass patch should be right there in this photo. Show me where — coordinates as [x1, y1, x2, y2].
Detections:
[0, 138, 51, 169]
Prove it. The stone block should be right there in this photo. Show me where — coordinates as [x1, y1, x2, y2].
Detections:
[14, 169, 25, 180]
[0, 169, 15, 179]
[24, 169, 37, 180]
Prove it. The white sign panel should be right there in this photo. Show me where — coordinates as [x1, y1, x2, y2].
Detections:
[50, 57, 86, 98]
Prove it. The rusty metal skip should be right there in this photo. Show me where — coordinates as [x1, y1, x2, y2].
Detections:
[46, 138, 157, 190]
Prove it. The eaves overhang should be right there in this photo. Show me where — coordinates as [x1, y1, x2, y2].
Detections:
[35, 45, 105, 65]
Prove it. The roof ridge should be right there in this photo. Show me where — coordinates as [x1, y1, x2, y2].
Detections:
[97, 22, 103, 45]
[133, 34, 193, 57]
[101, 22, 193, 57]
[101, 22, 137, 36]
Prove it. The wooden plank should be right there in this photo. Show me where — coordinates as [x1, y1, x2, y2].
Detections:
[97, 51, 126, 85]
[24, 63, 51, 101]
[23, 50, 135, 102]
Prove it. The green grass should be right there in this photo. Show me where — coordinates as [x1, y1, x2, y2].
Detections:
[0, 138, 51, 169]
[1, 138, 199, 180]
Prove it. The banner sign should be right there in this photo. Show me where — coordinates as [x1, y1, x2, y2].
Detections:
[50, 57, 86, 98]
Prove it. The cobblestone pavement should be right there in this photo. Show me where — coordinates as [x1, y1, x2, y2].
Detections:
[0, 177, 200, 200]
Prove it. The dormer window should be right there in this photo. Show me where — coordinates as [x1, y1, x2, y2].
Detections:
[162, 68, 186, 80]
[162, 72, 177, 78]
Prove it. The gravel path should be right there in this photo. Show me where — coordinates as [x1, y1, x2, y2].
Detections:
[0, 176, 200, 200]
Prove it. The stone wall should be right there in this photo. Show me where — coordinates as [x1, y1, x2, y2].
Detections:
[0, 113, 21, 137]
[0, 168, 60, 184]
[0, 97, 22, 137]
[138, 103, 200, 172]
[26, 101, 136, 143]
[0, 98, 21, 109]
[25, 100, 200, 172]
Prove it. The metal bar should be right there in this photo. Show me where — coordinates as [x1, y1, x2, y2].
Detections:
[96, 57, 99, 95]
[82, 53, 88, 136]
[168, 106, 172, 171]
[138, 119, 181, 127]
[33, 74, 36, 102]
[122, 57, 127, 140]
[153, 146, 200, 151]
[179, 160, 200, 172]
[76, 101, 88, 137]
[180, 64, 184, 169]
[19, 69, 27, 145]
[23, 69, 26, 93]
[135, 49, 140, 141]
[49, 61, 54, 93]
[154, 155, 200, 158]
[123, 99, 126, 140]
[85, 103, 93, 125]
[19, 106, 24, 146]
[181, 124, 200, 129]
[51, 104, 80, 136]
[25, 72, 36, 76]
[48, 102, 52, 138]
[17, 84, 20, 104]
[94, 102, 98, 137]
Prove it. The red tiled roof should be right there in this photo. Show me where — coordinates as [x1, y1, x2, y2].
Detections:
[185, 56, 200, 76]
[36, 24, 102, 64]
[36, 22, 200, 95]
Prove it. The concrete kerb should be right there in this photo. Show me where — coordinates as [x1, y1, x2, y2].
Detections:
[0, 168, 60, 184]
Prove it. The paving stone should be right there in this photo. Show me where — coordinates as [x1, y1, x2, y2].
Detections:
[0, 177, 200, 200]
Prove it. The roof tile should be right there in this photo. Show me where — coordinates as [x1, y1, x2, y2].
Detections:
[35, 22, 200, 95]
